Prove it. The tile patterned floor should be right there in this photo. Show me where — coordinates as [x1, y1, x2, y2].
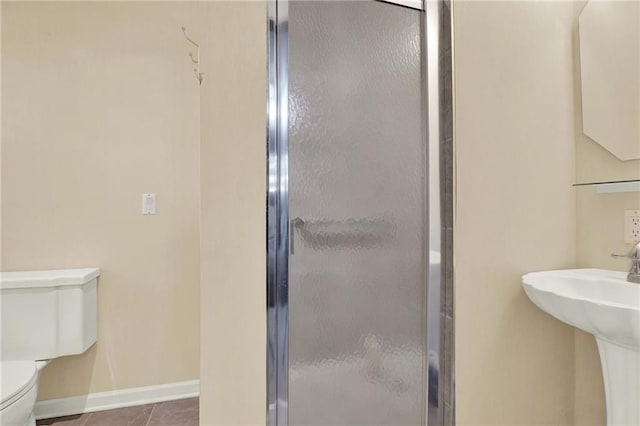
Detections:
[36, 397, 198, 426]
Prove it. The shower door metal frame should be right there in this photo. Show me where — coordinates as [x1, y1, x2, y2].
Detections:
[265, 1, 453, 425]
[267, 0, 290, 425]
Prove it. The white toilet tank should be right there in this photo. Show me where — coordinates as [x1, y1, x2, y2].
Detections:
[0, 268, 100, 361]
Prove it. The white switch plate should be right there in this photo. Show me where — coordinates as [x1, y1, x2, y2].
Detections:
[142, 193, 156, 215]
[624, 210, 640, 243]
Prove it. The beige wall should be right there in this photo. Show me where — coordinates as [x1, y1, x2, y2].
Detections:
[572, 2, 640, 422]
[1, 2, 202, 399]
[2, 2, 268, 420]
[454, 1, 578, 424]
[198, 2, 266, 425]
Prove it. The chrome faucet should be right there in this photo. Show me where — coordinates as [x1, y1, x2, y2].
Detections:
[612, 241, 640, 284]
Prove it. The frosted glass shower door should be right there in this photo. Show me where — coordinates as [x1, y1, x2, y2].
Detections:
[286, 1, 427, 425]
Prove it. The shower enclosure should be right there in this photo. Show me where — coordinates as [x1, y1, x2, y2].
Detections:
[266, 1, 454, 425]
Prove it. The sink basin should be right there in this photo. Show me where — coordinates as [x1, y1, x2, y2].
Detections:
[522, 269, 640, 348]
[523, 269, 640, 426]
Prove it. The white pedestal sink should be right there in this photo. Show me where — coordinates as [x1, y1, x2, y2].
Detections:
[522, 269, 640, 426]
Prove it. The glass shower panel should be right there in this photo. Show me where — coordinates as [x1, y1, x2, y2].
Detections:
[287, 1, 426, 425]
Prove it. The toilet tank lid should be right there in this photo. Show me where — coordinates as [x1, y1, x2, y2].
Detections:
[0, 268, 100, 290]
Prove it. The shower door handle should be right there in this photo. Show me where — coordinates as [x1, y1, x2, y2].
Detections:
[289, 217, 303, 255]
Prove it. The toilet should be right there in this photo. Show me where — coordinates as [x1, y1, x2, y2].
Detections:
[0, 268, 100, 426]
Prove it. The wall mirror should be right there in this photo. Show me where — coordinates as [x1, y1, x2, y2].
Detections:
[577, 0, 640, 185]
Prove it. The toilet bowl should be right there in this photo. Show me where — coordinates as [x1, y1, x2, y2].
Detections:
[0, 361, 39, 426]
[0, 269, 100, 424]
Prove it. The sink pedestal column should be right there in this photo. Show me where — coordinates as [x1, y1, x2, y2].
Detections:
[596, 337, 640, 425]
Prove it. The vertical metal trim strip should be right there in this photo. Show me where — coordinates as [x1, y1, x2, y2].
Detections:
[266, 1, 278, 425]
[267, 1, 290, 425]
[420, 6, 432, 426]
[425, 1, 442, 425]
[275, 2, 290, 425]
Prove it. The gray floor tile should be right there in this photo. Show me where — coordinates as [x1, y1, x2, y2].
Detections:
[147, 398, 199, 426]
[83, 404, 154, 426]
[36, 413, 90, 426]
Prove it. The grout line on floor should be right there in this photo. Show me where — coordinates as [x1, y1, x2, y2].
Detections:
[80, 412, 92, 426]
[144, 403, 157, 426]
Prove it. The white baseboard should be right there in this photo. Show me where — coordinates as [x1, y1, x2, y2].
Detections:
[34, 380, 199, 420]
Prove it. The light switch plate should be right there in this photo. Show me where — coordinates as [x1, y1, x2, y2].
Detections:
[142, 193, 156, 215]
